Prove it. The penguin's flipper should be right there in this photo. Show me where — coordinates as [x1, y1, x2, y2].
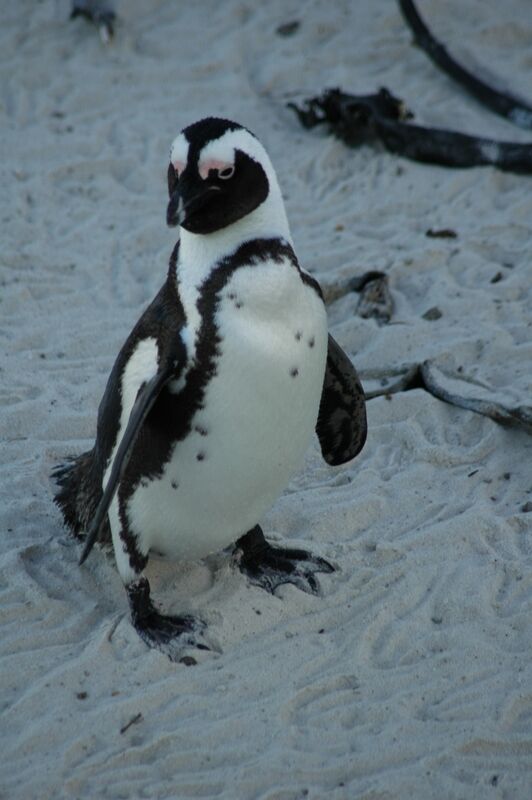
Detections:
[79, 349, 185, 566]
[316, 334, 367, 466]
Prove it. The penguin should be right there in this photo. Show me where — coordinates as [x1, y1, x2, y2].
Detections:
[53, 117, 367, 661]
[70, 0, 115, 42]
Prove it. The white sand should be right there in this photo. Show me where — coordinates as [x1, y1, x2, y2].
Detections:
[1, 1, 532, 797]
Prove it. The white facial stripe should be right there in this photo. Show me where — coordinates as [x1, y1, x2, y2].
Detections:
[198, 158, 233, 180]
[199, 128, 267, 168]
[171, 127, 271, 183]
[170, 133, 189, 168]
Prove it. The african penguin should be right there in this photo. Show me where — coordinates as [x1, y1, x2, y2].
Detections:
[53, 117, 367, 662]
[71, 0, 115, 42]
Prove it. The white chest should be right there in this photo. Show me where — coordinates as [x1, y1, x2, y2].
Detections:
[128, 256, 328, 560]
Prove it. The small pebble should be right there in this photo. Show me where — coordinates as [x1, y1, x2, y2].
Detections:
[180, 656, 197, 667]
[425, 228, 457, 239]
[422, 306, 442, 321]
[276, 20, 300, 37]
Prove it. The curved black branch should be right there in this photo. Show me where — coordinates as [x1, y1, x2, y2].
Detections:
[398, 0, 532, 130]
[289, 88, 532, 173]
[362, 362, 532, 434]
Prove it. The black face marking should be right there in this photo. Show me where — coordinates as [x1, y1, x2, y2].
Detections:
[177, 149, 269, 235]
[168, 118, 272, 236]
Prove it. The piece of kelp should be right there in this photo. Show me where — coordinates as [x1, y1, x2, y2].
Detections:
[420, 360, 532, 433]
[398, 0, 532, 130]
[355, 272, 394, 325]
[289, 88, 532, 173]
[321, 271, 394, 324]
[362, 361, 532, 434]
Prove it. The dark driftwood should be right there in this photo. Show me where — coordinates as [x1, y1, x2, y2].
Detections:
[419, 361, 532, 433]
[398, 0, 532, 130]
[321, 271, 394, 325]
[363, 362, 532, 434]
[289, 88, 532, 173]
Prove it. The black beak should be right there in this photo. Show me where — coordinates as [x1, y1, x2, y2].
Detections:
[166, 189, 184, 227]
[166, 184, 221, 228]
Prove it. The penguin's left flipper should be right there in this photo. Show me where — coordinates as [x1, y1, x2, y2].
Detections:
[79, 348, 185, 566]
[316, 334, 367, 466]
[235, 526, 334, 596]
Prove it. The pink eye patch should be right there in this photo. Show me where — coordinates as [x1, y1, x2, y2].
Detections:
[172, 160, 186, 177]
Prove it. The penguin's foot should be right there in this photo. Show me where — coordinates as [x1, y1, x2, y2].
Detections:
[127, 578, 210, 664]
[71, 1, 116, 42]
[235, 526, 334, 596]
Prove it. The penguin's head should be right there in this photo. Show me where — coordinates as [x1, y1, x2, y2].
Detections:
[166, 118, 277, 235]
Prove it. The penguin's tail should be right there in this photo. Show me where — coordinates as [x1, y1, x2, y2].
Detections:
[52, 452, 110, 543]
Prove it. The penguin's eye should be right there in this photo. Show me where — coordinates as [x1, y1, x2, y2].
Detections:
[218, 165, 235, 180]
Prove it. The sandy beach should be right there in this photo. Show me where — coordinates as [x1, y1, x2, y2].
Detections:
[1, 1, 531, 797]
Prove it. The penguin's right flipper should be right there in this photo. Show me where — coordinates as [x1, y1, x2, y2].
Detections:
[316, 334, 367, 466]
[79, 345, 186, 566]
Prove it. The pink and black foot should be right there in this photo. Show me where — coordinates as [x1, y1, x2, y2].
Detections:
[235, 526, 334, 595]
[127, 577, 209, 663]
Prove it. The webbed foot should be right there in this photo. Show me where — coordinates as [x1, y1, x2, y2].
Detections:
[127, 578, 210, 663]
[71, 0, 116, 42]
[235, 526, 334, 596]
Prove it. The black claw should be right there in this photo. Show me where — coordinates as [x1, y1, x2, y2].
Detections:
[314, 556, 335, 574]
[235, 526, 334, 596]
